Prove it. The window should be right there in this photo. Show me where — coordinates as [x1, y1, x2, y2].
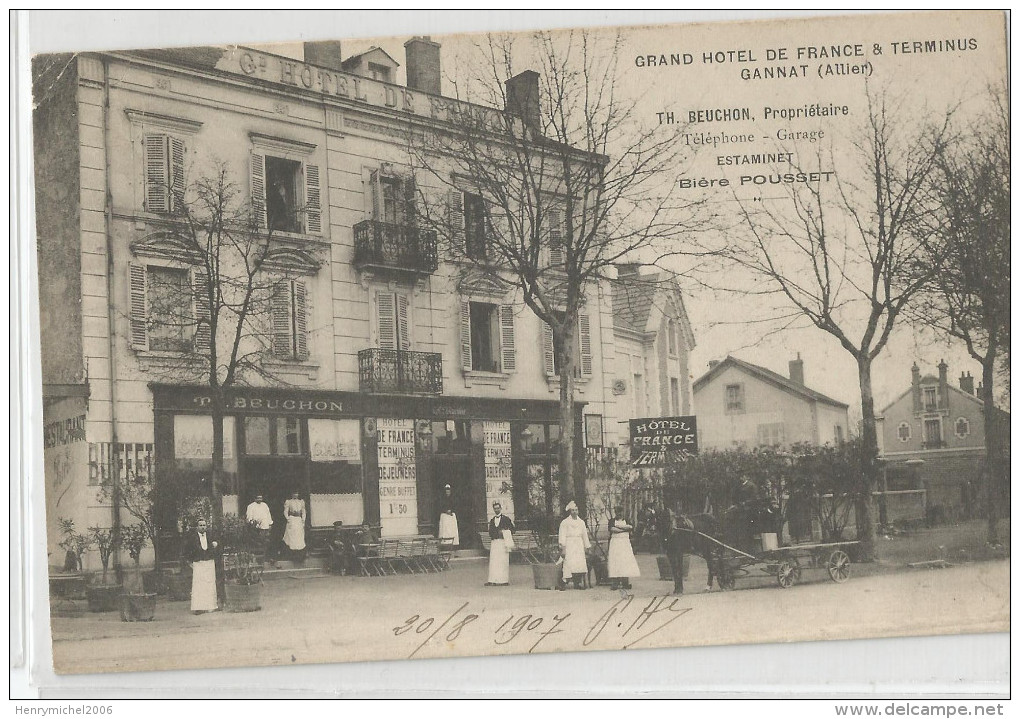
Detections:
[923, 418, 942, 447]
[266, 157, 302, 233]
[897, 422, 912, 442]
[756, 422, 785, 447]
[463, 192, 488, 260]
[547, 208, 565, 267]
[834, 424, 845, 445]
[460, 300, 515, 373]
[541, 312, 592, 378]
[128, 263, 209, 354]
[143, 134, 185, 214]
[923, 386, 938, 410]
[271, 280, 309, 361]
[955, 417, 970, 438]
[146, 266, 191, 352]
[244, 416, 304, 456]
[668, 320, 678, 355]
[368, 62, 391, 82]
[250, 147, 321, 235]
[370, 171, 415, 227]
[670, 378, 681, 414]
[633, 374, 645, 416]
[376, 291, 411, 351]
[725, 384, 745, 413]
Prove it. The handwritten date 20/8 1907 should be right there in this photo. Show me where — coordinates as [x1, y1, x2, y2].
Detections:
[392, 596, 693, 659]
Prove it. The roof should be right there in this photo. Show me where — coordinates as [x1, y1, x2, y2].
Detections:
[611, 273, 659, 334]
[693, 355, 849, 408]
[340, 46, 400, 70]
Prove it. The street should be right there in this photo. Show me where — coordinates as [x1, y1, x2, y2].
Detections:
[49, 555, 1009, 674]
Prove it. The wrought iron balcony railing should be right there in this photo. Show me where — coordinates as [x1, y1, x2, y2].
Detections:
[353, 220, 438, 275]
[358, 348, 443, 396]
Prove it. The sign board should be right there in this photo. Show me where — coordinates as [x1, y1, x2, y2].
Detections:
[376, 418, 417, 536]
[482, 420, 514, 518]
[629, 416, 698, 467]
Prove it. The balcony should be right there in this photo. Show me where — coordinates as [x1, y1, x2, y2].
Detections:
[353, 220, 438, 276]
[358, 348, 443, 396]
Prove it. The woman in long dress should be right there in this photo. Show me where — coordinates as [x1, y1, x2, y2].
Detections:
[485, 501, 514, 586]
[607, 508, 641, 590]
[558, 501, 591, 589]
[185, 518, 219, 614]
[437, 484, 460, 550]
[282, 492, 306, 561]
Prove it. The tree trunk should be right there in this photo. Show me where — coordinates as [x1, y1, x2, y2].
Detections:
[210, 388, 225, 527]
[980, 355, 1000, 545]
[556, 322, 578, 517]
[856, 357, 879, 561]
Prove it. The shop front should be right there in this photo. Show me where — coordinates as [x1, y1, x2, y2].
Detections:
[150, 385, 584, 547]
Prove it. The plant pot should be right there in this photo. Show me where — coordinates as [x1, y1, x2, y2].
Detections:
[532, 563, 561, 590]
[119, 593, 156, 622]
[167, 573, 191, 602]
[224, 582, 261, 612]
[142, 570, 169, 596]
[86, 584, 122, 612]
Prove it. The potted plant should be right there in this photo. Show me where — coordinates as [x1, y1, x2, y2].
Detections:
[221, 513, 263, 612]
[527, 515, 562, 590]
[119, 524, 156, 621]
[54, 518, 93, 604]
[85, 527, 121, 612]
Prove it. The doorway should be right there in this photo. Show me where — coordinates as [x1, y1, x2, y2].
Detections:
[244, 456, 308, 556]
[429, 420, 477, 548]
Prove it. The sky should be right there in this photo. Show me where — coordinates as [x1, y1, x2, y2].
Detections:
[29, 10, 1010, 415]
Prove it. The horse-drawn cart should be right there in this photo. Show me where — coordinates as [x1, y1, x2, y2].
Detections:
[690, 530, 857, 590]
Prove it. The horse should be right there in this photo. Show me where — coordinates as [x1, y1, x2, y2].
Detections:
[662, 509, 722, 595]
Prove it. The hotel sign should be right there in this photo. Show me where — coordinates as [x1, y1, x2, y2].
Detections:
[629, 416, 698, 467]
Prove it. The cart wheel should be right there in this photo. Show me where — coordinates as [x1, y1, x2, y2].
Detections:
[776, 561, 798, 589]
[827, 550, 851, 583]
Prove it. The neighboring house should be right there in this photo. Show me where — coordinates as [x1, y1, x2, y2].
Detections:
[878, 361, 1010, 517]
[35, 39, 612, 567]
[599, 264, 696, 442]
[692, 355, 849, 451]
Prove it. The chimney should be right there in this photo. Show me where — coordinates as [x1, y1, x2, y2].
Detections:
[789, 353, 804, 385]
[708, 360, 721, 370]
[303, 41, 343, 72]
[938, 358, 949, 408]
[959, 371, 974, 395]
[911, 362, 921, 413]
[505, 70, 541, 128]
[404, 36, 441, 95]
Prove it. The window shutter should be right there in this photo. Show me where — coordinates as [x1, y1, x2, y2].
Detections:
[304, 164, 321, 235]
[294, 280, 308, 360]
[542, 321, 556, 377]
[377, 291, 396, 350]
[499, 305, 516, 373]
[271, 282, 293, 357]
[369, 169, 382, 221]
[403, 176, 417, 227]
[449, 190, 465, 251]
[250, 153, 267, 229]
[169, 136, 185, 211]
[128, 262, 148, 350]
[548, 208, 564, 267]
[396, 293, 410, 351]
[192, 267, 211, 354]
[143, 134, 169, 214]
[578, 313, 593, 376]
[459, 300, 472, 371]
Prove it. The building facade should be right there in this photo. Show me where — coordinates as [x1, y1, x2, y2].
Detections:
[35, 40, 618, 566]
[877, 361, 1010, 517]
[692, 355, 849, 451]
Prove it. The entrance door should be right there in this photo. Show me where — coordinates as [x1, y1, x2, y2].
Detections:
[244, 456, 307, 553]
[433, 454, 475, 548]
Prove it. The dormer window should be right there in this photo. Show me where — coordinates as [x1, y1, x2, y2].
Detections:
[368, 62, 391, 82]
[923, 386, 938, 410]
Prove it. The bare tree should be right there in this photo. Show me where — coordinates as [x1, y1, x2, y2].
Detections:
[411, 31, 705, 512]
[910, 86, 1010, 545]
[138, 163, 317, 527]
[727, 92, 955, 559]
